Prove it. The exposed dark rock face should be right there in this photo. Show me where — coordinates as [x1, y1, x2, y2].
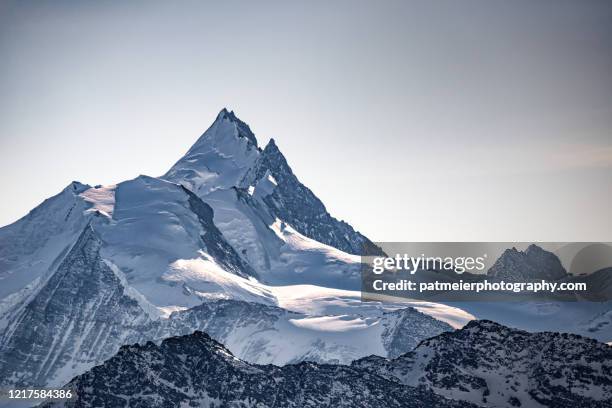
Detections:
[241, 138, 384, 256]
[41, 331, 475, 408]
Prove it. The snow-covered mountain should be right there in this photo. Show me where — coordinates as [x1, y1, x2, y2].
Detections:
[41, 330, 477, 408]
[164, 108, 260, 196]
[0, 223, 453, 388]
[164, 108, 383, 261]
[1, 108, 611, 404]
[0, 109, 461, 389]
[354, 320, 612, 408]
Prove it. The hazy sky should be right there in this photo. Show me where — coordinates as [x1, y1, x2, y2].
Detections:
[1, 0, 611, 242]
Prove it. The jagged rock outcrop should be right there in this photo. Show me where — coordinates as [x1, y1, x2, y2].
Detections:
[240, 138, 384, 256]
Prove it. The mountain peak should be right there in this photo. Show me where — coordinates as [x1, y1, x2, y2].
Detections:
[212, 108, 258, 147]
[163, 109, 260, 194]
[218, 107, 231, 117]
[160, 330, 234, 358]
[262, 137, 283, 157]
[216, 107, 237, 122]
[261, 138, 285, 162]
[173, 108, 259, 163]
[165, 109, 382, 256]
[487, 244, 567, 281]
[462, 319, 506, 332]
[526, 243, 546, 255]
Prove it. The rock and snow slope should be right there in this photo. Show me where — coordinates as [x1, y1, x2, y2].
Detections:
[164, 108, 383, 261]
[41, 331, 477, 408]
[0, 182, 92, 302]
[0, 216, 462, 387]
[153, 299, 454, 365]
[42, 321, 612, 408]
[0, 225, 155, 387]
[354, 320, 612, 408]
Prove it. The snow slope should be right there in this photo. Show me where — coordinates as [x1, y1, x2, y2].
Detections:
[155, 299, 455, 365]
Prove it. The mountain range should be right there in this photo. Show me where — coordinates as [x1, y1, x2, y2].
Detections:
[1, 109, 611, 407]
[43, 321, 611, 408]
[0, 109, 462, 389]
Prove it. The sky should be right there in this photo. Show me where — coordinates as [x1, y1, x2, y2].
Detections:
[1, 0, 611, 242]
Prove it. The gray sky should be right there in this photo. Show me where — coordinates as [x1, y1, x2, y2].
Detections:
[1, 0, 611, 242]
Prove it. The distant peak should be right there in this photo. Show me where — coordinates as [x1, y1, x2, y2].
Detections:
[488, 244, 567, 280]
